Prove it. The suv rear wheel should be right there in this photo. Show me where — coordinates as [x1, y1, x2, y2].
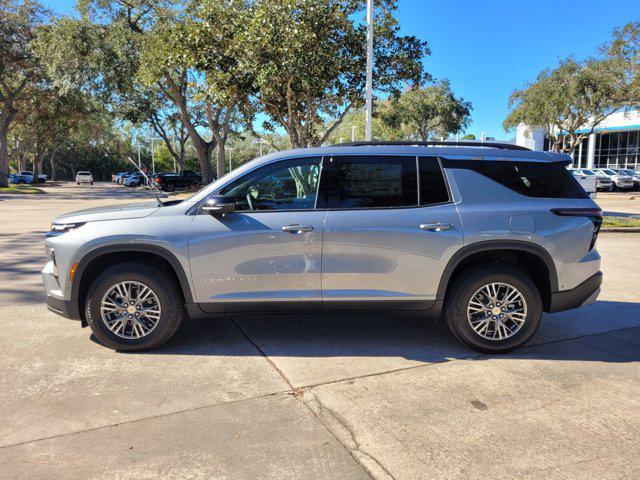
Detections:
[85, 262, 184, 351]
[444, 265, 542, 353]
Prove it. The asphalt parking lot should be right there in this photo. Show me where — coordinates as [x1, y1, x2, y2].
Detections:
[1, 182, 639, 479]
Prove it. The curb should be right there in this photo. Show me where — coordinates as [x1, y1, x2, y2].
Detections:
[600, 228, 640, 233]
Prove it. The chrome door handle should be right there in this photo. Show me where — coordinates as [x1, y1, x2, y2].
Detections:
[419, 223, 452, 232]
[282, 224, 315, 234]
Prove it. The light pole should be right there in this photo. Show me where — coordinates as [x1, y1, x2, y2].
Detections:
[150, 138, 157, 175]
[136, 142, 141, 169]
[351, 125, 362, 142]
[226, 147, 235, 172]
[365, 0, 374, 141]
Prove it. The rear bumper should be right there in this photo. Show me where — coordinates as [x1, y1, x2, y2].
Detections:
[548, 271, 602, 313]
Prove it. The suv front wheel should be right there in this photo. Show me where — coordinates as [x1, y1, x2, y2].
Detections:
[444, 265, 542, 353]
[85, 262, 184, 351]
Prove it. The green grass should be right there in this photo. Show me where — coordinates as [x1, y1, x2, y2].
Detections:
[602, 216, 640, 228]
[0, 184, 46, 194]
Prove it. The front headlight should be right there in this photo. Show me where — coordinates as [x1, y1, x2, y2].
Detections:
[46, 222, 86, 238]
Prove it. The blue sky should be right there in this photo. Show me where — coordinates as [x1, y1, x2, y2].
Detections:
[42, 0, 638, 139]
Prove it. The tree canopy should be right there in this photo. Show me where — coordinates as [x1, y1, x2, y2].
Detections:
[503, 57, 629, 153]
[380, 80, 472, 141]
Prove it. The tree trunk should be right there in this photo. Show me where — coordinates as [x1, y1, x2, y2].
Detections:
[162, 74, 215, 184]
[33, 157, 43, 181]
[215, 141, 226, 178]
[0, 128, 9, 188]
[50, 147, 60, 181]
[192, 140, 214, 184]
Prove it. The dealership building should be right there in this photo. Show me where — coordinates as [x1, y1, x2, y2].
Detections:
[515, 109, 640, 169]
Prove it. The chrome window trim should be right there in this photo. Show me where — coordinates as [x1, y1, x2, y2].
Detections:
[188, 153, 456, 215]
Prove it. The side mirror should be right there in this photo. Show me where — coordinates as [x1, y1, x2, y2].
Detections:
[202, 196, 236, 216]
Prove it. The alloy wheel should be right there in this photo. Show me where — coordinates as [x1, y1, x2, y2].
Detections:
[466, 282, 527, 341]
[100, 281, 161, 339]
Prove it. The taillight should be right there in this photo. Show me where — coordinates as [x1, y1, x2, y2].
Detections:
[551, 208, 603, 250]
[155, 178, 161, 184]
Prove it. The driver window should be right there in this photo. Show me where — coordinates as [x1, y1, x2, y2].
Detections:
[217, 157, 322, 211]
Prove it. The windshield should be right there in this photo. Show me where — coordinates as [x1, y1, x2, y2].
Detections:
[581, 169, 595, 175]
[601, 169, 616, 175]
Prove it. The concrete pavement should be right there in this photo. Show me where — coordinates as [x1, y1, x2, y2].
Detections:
[0, 182, 639, 479]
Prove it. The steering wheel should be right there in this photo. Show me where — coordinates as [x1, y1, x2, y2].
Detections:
[246, 192, 254, 210]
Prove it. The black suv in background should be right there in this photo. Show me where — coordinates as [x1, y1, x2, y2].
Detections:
[154, 170, 202, 191]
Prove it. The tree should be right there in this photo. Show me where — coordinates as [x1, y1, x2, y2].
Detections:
[0, 0, 49, 187]
[11, 88, 90, 178]
[325, 104, 401, 143]
[36, 1, 218, 181]
[462, 133, 476, 140]
[242, 0, 429, 148]
[604, 21, 640, 107]
[139, 0, 255, 179]
[504, 58, 629, 154]
[380, 80, 472, 141]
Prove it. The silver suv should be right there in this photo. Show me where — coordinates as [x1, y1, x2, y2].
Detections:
[42, 142, 603, 353]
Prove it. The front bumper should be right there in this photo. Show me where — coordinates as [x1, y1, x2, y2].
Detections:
[42, 261, 81, 320]
[548, 271, 602, 313]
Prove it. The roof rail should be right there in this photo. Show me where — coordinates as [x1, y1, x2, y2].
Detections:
[331, 141, 530, 151]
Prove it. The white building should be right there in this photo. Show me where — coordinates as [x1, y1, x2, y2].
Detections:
[516, 109, 640, 169]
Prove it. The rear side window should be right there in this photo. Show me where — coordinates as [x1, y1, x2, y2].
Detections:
[332, 156, 417, 208]
[444, 160, 589, 199]
[418, 157, 449, 205]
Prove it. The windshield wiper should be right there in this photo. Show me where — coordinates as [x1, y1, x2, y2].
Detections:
[127, 157, 165, 207]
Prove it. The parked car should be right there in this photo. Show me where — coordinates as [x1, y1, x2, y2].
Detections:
[117, 172, 134, 185]
[43, 141, 602, 353]
[569, 169, 596, 196]
[8, 172, 34, 184]
[20, 171, 47, 183]
[113, 172, 128, 183]
[153, 170, 202, 192]
[615, 169, 640, 190]
[573, 169, 613, 192]
[594, 168, 634, 190]
[123, 172, 147, 187]
[76, 171, 93, 185]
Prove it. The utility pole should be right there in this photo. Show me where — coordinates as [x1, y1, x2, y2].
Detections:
[352, 125, 358, 142]
[365, 0, 374, 141]
[136, 142, 141, 169]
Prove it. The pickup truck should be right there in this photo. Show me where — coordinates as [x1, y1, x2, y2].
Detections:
[153, 170, 202, 192]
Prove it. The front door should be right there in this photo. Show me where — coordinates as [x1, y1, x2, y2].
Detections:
[321, 155, 463, 310]
[188, 156, 327, 312]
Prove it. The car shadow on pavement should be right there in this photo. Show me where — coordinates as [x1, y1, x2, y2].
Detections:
[131, 299, 640, 365]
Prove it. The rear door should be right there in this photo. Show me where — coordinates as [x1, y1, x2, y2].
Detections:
[321, 155, 463, 310]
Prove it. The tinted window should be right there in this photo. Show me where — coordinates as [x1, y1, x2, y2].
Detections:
[444, 159, 589, 199]
[334, 156, 417, 208]
[218, 157, 322, 211]
[418, 157, 449, 205]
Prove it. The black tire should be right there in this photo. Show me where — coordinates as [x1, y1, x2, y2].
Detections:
[444, 264, 542, 353]
[85, 262, 184, 351]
